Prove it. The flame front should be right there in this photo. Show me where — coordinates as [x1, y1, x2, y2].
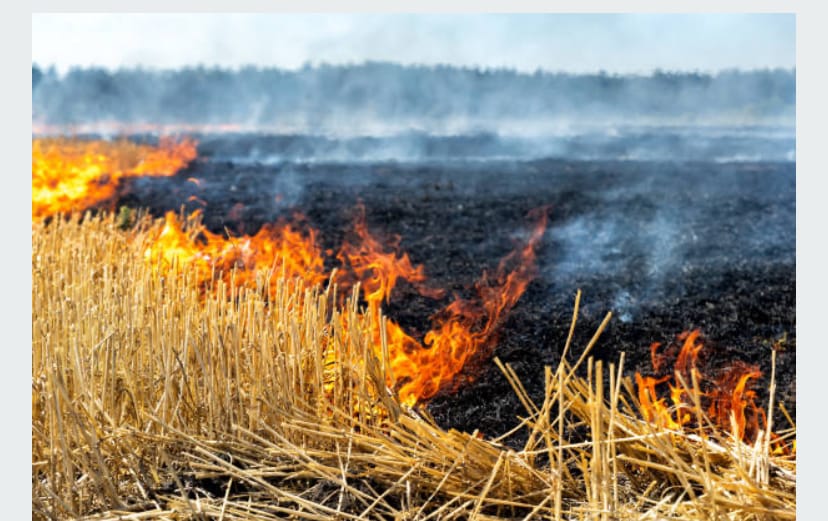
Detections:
[32, 137, 197, 219]
[34, 139, 792, 449]
[34, 137, 549, 410]
[143, 205, 546, 407]
[337, 204, 445, 304]
[411, 208, 548, 403]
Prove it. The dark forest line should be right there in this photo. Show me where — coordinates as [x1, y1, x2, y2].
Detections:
[32, 62, 795, 131]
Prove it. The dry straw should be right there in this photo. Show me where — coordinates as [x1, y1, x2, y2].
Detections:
[32, 211, 795, 520]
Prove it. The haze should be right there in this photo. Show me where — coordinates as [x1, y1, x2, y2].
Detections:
[32, 13, 795, 74]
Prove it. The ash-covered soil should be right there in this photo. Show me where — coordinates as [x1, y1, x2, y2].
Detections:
[119, 137, 796, 441]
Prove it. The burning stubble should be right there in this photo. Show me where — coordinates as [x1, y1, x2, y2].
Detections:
[32, 137, 197, 219]
[31, 135, 796, 519]
[144, 201, 550, 407]
[32, 212, 796, 519]
[39, 137, 550, 407]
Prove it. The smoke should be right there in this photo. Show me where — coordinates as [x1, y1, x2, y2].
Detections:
[32, 64, 795, 138]
[31, 63, 795, 312]
[541, 161, 795, 323]
[271, 167, 306, 209]
[132, 126, 794, 166]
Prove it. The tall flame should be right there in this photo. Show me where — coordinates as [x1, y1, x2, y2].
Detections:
[412, 207, 548, 401]
[32, 137, 197, 219]
[707, 361, 763, 442]
[338, 206, 548, 406]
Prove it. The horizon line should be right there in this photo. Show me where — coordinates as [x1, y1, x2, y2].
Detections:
[32, 60, 797, 77]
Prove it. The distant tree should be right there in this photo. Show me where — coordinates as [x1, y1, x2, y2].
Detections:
[32, 64, 43, 90]
[30, 64, 796, 129]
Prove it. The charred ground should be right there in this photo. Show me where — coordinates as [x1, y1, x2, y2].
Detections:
[118, 136, 796, 443]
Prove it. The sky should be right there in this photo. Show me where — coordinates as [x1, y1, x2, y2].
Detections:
[31, 13, 795, 74]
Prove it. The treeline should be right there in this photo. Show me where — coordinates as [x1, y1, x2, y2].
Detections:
[32, 62, 795, 129]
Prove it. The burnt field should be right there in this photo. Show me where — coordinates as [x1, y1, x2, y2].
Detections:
[118, 134, 796, 441]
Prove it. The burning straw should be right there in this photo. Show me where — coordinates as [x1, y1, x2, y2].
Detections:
[32, 210, 795, 520]
[32, 137, 197, 220]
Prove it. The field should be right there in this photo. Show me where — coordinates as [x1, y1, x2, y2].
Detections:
[32, 134, 796, 519]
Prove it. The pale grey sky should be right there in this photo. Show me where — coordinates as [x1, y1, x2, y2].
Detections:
[32, 13, 795, 74]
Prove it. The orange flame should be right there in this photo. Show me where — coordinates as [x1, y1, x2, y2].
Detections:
[32, 137, 197, 219]
[636, 373, 680, 430]
[143, 210, 327, 297]
[337, 204, 445, 305]
[707, 361, 763, 442]
[636, 330, 708, 432]
[34, 136, 549, 409]
[338, 206, 548, 406]
[649, 342, 665, 373]
[635, 329, 790, 451]
[413, 208, 549, 401]
[174, 202, 546, 407]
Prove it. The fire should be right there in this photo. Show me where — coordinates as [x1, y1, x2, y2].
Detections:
[707, 361, 763, 443]
[338, 206, 548, 406]
[337, 204, 445, 305]
[33, 136, 549, 409]
[636, 373, 681, 430]
[143, 210, 327, 297]
[138, 203, 548, 407]
[412, 208, 548, 401]
[635, 329, 790, 452]
[32, 137, 197, 219]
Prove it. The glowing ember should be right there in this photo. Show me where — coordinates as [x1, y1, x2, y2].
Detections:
[32, 137, 196, 219]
